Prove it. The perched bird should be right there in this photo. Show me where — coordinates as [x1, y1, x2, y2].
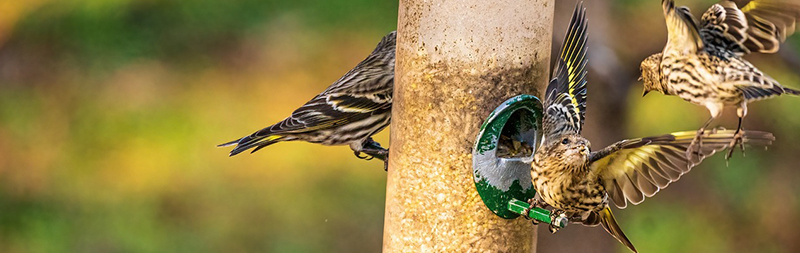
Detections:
[639, 0, 800, 159]
[219, 31, 396, 169]
[528, 4, 775, 252]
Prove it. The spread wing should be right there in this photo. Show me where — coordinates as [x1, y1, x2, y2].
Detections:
[589, 130, 774, 209]
[662, 0, 705, 54]
[542, 3, 588, 141]
[700, 0, 800, 55]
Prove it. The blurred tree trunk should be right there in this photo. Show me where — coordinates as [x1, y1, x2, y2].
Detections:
[383, 0, 554, 251]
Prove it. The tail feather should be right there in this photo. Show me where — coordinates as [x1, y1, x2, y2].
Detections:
[249, 136, 285, 154]
[739, 83, 800, 101]
[599, 207, 638, 253]
[217, 139, 240, 148]
[785, 86, 800, 96]
[219, 135, 285, 157]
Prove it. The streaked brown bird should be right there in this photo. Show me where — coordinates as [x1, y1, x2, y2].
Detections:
[219, 31, 396, 169]
[529, 3, 775, 252]
[639, 0, 800, 159]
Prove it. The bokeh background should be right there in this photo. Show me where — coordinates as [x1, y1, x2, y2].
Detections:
[0, 0, 798, 252]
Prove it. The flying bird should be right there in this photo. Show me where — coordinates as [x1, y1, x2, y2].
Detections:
[528, 3, 775, 252]
[639, 0, 799, 159]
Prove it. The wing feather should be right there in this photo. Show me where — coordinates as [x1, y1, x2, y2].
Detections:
[636, 160, 661, 197]
[662, 0, 704, 54]
[717, 56, 795, 102]
[543, 3, 588, 140]
[590, 130, 774, 209]
[263, 31, 396, 135]
[221, 31, 396, 156]
[700, 0, 800, 55]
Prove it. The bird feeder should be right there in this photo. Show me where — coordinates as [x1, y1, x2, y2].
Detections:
[472, 94, 567, 228]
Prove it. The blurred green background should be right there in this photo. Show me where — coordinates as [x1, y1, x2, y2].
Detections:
[0, 0, 798, 252]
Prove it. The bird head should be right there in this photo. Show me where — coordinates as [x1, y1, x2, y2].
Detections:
[550, 134, 591, 166]
[639, 53, 663, 96]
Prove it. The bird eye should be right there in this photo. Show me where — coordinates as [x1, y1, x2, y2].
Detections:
[561, 138, 569, 145]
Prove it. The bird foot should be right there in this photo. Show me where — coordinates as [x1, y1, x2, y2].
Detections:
[522, 198, 543, 225]
[353, 151, 375, 160]
[350, 138, 391, 170]
[725, 130, 746, 161]
[686, 130, 705, 159]
[359, 138, 390, 171]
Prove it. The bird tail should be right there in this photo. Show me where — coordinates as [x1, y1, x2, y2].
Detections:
[599, 207, 638, 253]
[785, 86, 800, 96]
[739, 82, 800, 101]
[218, 134, 286, 157]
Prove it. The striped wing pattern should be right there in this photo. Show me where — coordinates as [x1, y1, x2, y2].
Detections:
[700, 0, 800, 55]
[272, 31, 396, 134]
[590, 130, 774, 209]
[543, 4, 588, 141]
[221, 31, 396, 156]
[720, 56, 793, 101]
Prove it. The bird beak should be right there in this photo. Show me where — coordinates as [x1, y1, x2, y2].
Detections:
[642, 89, 650, 97]
[637, 75, 643, 82]
[577, 140, 590, 155]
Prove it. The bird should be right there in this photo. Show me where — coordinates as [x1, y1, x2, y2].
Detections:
[528, 3, 775, 252]
[219, 31, 396, 170]
[639, 0, 800, 159]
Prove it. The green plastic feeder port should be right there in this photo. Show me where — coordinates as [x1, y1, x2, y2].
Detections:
[472, 94, 566, 228]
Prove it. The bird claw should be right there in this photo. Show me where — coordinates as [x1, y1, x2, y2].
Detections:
[522, 198, 541, 224]
[353, 138, 389, 170]
[724, 130, 746, 161]
[686, 130, 704, 159]
[353, 151, 374, 160]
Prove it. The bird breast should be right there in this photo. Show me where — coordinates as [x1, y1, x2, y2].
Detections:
[531, 158, 605, 212]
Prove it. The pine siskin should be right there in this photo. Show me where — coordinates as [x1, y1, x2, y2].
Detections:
[639, 0, 800, 159]
[529, 4, 774, 253]
[219, 31, 396, 169]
